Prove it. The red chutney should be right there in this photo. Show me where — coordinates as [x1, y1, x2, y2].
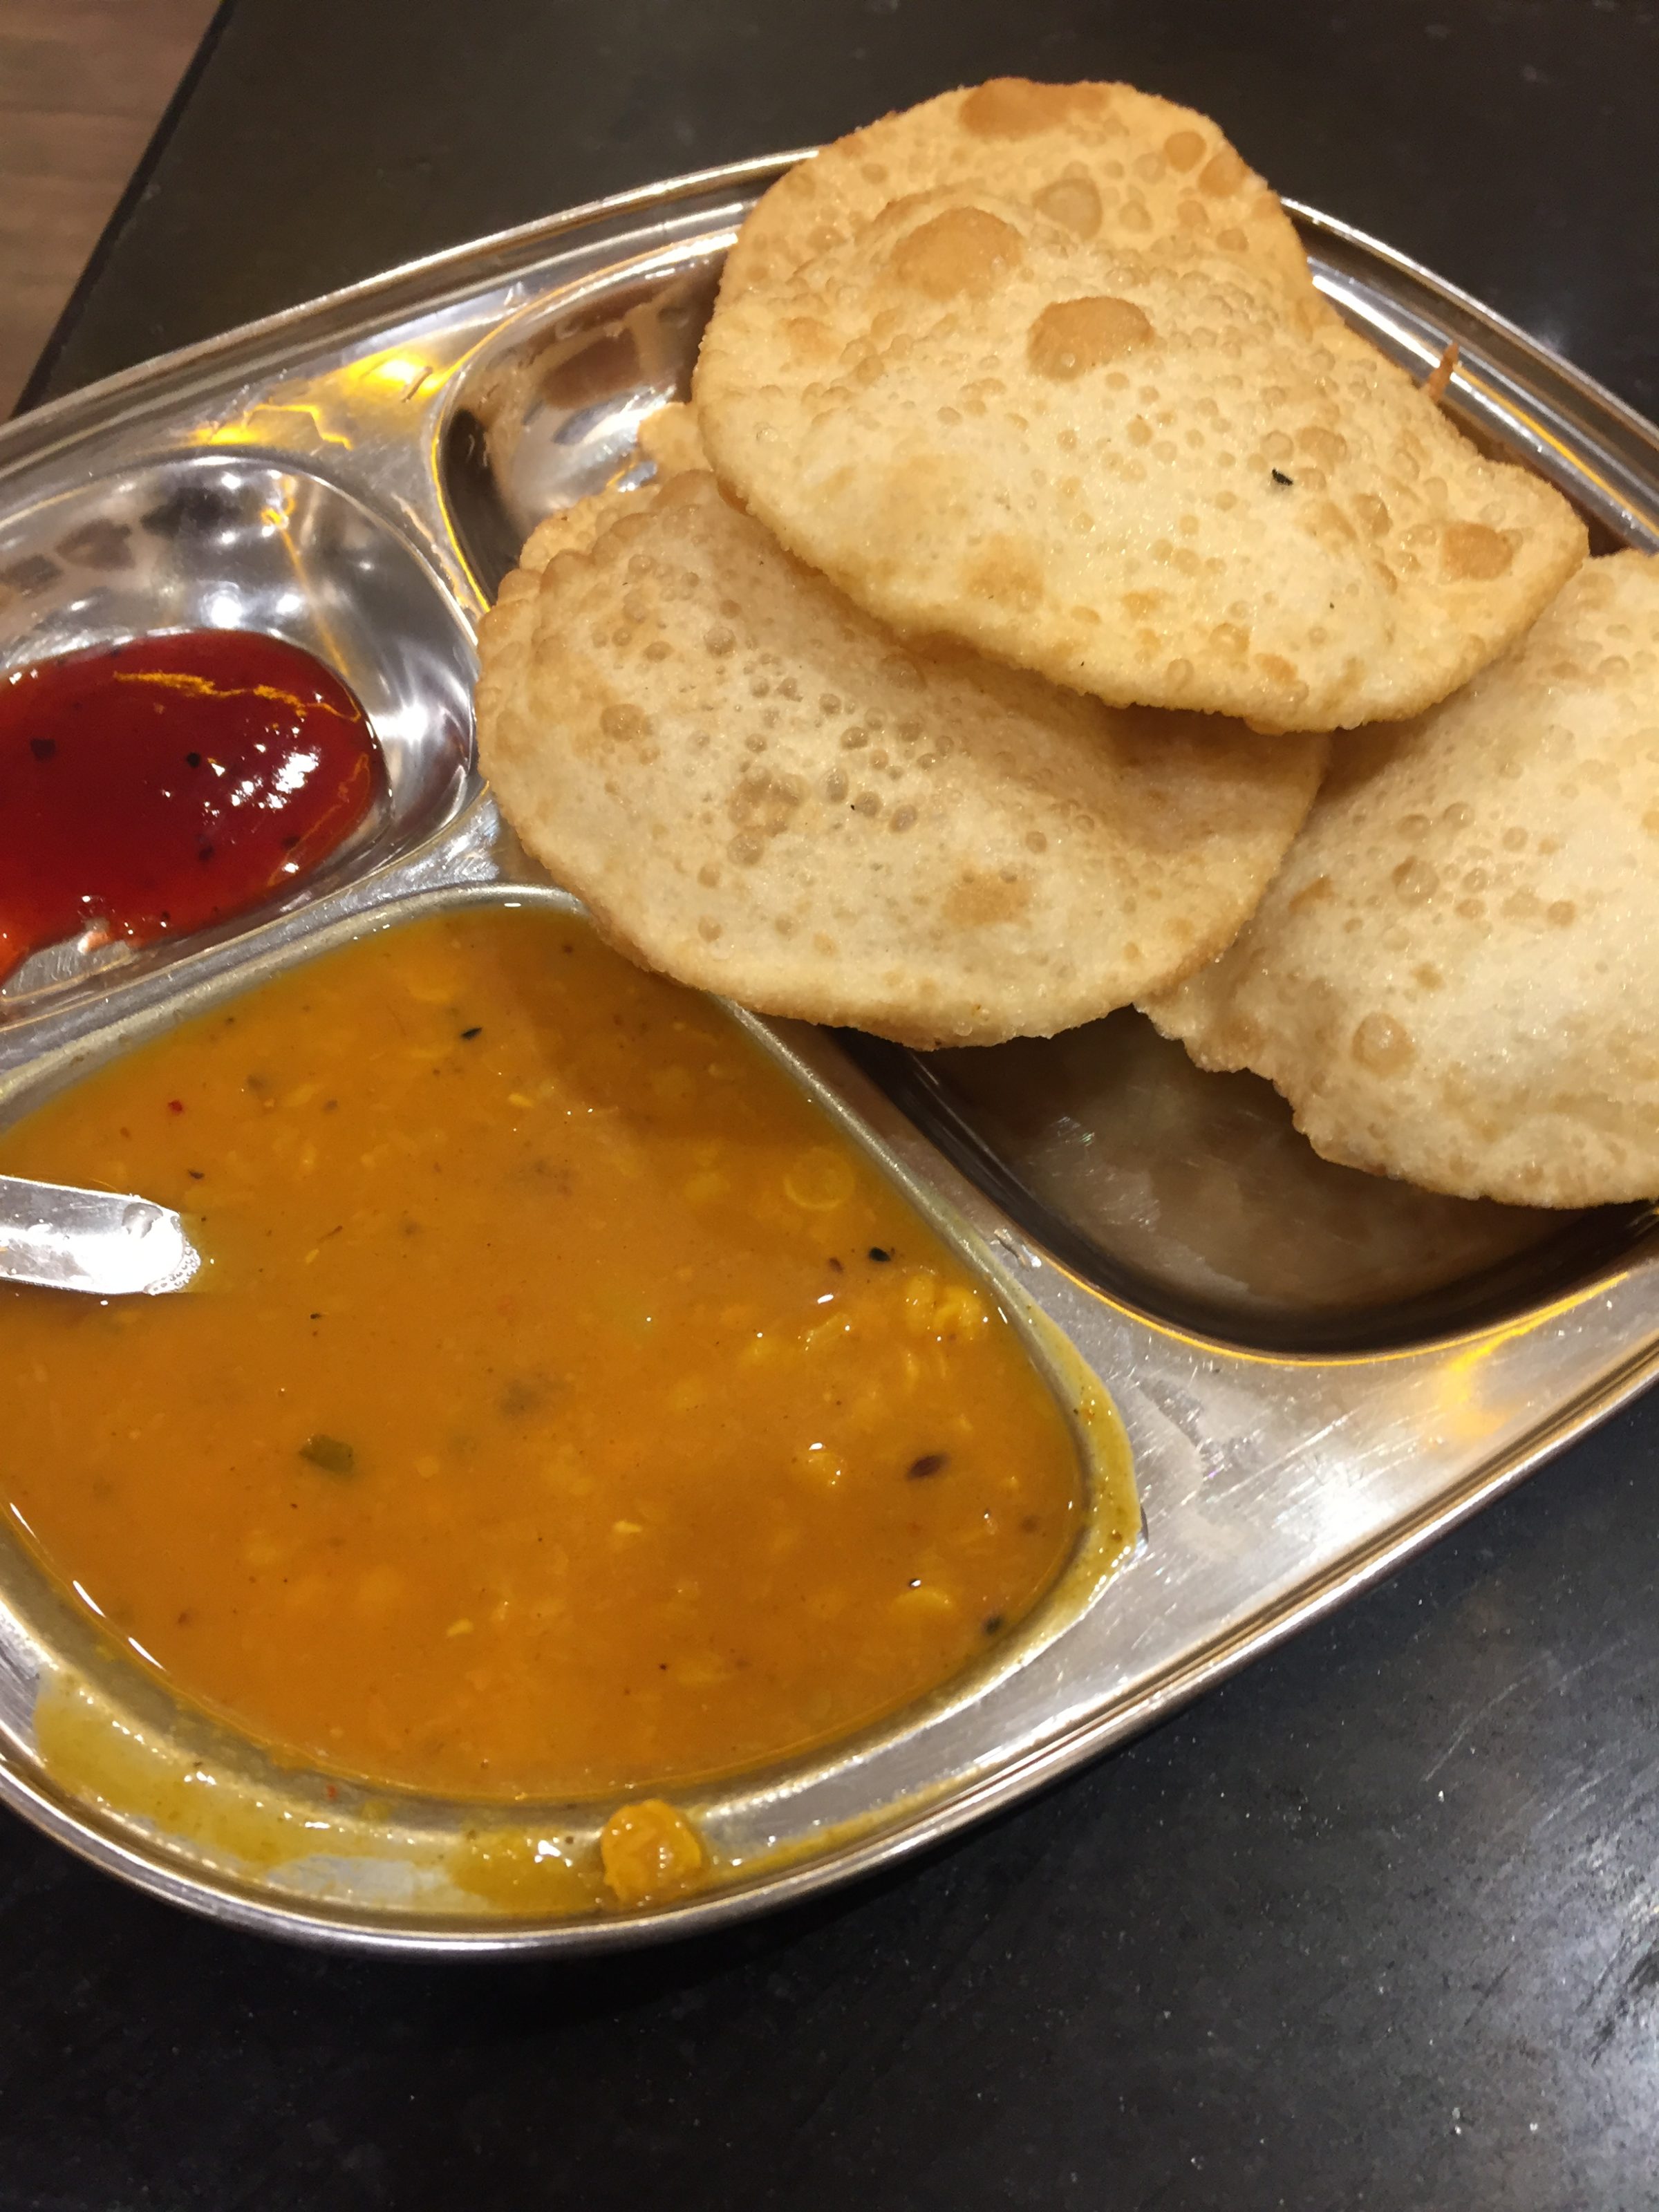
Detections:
[0, 630, 380, 979]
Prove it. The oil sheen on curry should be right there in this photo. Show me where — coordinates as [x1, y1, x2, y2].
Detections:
[0, 908, 1088, 1800]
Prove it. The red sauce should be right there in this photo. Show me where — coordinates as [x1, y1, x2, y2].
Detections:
[0, 630, 380, 981]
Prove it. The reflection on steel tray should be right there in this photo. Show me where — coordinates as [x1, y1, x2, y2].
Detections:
[0, 154, 1655, 1955]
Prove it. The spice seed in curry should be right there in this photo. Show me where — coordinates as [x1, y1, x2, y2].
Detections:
[0, 907, 1086, 1800]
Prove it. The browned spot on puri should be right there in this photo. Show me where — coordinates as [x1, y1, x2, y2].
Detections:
[1353, 493, 1391, 538]
[1028, 296, 1155, 379]
[783, 315, 839, 362]
[944, 870, 1033, 928]
[959, 77, 1109, 138]
[1288, 873, 1335, 913]
[1198, 148, 1248, 197]
[1441, 522, 1515, 581]
[965, 537, 1045, 611]
[1296, 426, 1348, 470]
[891, 207, 1024, 299]
[1351, 1012, 1416, 1075]
[1309, 500, 1358, 545]
[1032, 172, 1103, 238]
[599, 703, 650, 742]
[1163, 129, 1206, 171]
[727, 770, 805, 838]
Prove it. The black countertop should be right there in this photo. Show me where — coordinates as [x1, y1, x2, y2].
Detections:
[8, 3, 1659, 2204]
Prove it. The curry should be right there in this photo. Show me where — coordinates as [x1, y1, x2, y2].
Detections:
[0, 906, 1088, 1799]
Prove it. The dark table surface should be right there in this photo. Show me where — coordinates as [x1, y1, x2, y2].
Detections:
[8, 3, 1659, 2206]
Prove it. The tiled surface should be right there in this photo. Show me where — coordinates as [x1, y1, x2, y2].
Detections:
[0, 0, 218, 414]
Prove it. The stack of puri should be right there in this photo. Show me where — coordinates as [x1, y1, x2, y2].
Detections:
[477, 78, 1658, 1211]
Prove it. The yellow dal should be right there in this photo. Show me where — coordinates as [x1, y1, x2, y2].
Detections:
[0, 908, 1085, 1799]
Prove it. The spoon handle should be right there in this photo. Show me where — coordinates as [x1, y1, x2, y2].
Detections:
[0, 1173, 200, 1297]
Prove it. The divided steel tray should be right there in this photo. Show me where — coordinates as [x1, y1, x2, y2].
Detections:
[0, 153, 1655, 1954]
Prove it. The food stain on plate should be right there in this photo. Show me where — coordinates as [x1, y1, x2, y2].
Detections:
[30, 1669, 387, 1877]
[31, 1668, 683, 1915]
[0, 630, 380, 984]
[1, 904, 1132, 1834]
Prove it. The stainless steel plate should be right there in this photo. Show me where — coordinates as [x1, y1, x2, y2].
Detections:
[0, 156, 1655, 1955]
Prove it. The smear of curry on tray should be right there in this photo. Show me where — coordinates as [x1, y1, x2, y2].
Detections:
[0, 907, 1085, 1799]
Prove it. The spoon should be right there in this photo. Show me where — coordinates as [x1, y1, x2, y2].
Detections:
[0, 1173, 201, 1296]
